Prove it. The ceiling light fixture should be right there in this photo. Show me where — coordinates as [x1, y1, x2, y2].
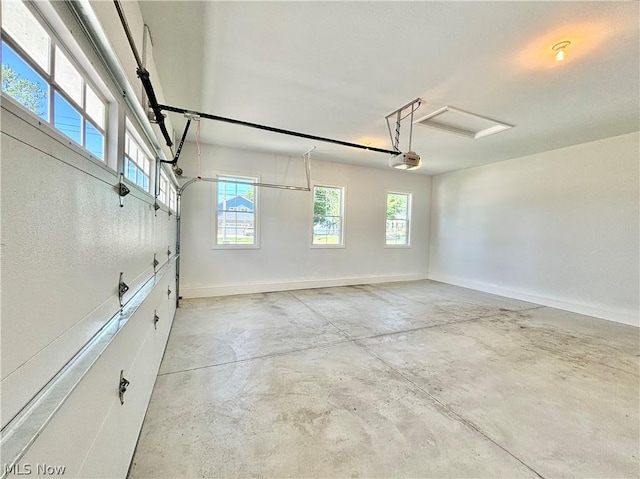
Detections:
[552, 41, 571, 62]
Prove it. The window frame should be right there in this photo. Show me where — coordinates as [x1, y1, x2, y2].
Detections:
[168, 183, 177, 212]
[311, 183, 346, 249]
[385, 190, 412, 248]
[212, 173, 260, 250]
[123, 122, 154, 194]
[158, 169, 169, 205]
[1, 1, 108, 162]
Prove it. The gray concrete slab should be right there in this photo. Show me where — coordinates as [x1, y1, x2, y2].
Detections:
[131, 282, 639, 478]
[160, 292, 347, 375]
[372, 280, 538, 315]
[130, 342, 537, 478]
[361, 308, 639, 478]
[290, 285, 471, 339]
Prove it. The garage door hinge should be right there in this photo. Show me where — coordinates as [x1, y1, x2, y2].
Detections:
[117, 174, 130, 208]
[153, 310, 160, 330]
[119, 370, 130, 405]
[153, 254, 159, 273]
[118, 272, 129, 306]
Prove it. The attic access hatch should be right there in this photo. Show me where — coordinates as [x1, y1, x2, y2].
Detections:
[414, 106, 512, 139]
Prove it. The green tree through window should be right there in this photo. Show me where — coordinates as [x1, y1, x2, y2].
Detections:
[386, 192, 411, 245]
[386, 193, 408, 220]
[2, 64, 47, 116]
[313, 186, 343, 245]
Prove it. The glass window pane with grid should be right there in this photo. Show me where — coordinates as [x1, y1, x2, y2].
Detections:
[159, 171, 169, 204]
[1, 0, 49, 72]
[216, 176, 256, 246]
[85, 86, 105, 129]
[313, 186, 343, 245]
[124, 130, 151, 192]
[54, 46, 82, 105]
[169, 185, 177, 212]
[1, 42, 49, 120]
[1, 1, 107, 160]
[386, 192, 411, 245]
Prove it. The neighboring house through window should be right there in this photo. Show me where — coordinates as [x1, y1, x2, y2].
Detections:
[215, 175, 258, 247]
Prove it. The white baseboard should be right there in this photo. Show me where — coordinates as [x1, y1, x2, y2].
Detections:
[428, 272, 639, 327]
[181, 273, 429, 299]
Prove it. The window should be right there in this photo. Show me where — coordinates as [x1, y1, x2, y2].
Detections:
[215, 176, 257, 247]
[168, 184, 177, 212]
[312, 185, 344, 246]
[1, 0, 106, 159]
[159, 170, 169, 205]
[386, 191, 411, 246]
[124, 129, 152, 192]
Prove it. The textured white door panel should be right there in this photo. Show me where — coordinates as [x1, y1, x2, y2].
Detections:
[1, 109, 177, 430]
[18, 268, 176, 477]
[79, 275, 176, 477]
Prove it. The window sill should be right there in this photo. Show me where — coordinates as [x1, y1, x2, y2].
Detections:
[310, 244, 346, 249]
[122, 176, 152, 197]
[2, 97, 114, 177]
[211, 244, 261, 250]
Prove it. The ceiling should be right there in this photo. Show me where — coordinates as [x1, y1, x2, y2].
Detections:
[139, 1, 639, 175]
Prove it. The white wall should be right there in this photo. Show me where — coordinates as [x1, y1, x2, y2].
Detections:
[179, 143, 431, 297]
[429, 132, 640, 326]
[1, 1, 177, 475]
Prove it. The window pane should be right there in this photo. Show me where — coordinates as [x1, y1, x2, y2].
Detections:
[219, 178, 238, 199]
[85, 120, 104, 159]
[159, 173, 168, 204]
[313, 186, 343, 245]
[125, 135, 132, 156]
[218, 209, 238, 245]
[217, 227, 234, 245]
[126, 158, 137, 182]
[2, 42, 49, 120]
[124, 129, 152, 191]
[54, 46, 82, 106]
[2, 0, 50, 73]
[169, 187, 176, 211]
[386, 192, 410, 245]
[216, 176, 256, 246]
[54, 91, 81, 144]
[85, 85, 105, 129]
[130, 141, 138, 162]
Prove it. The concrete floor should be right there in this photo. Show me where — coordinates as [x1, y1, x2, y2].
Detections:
[129, 281, 639, 478]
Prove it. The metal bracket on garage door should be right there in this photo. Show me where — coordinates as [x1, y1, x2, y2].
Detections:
[118, 272, 130, 307]
[119, 370, 130, 405]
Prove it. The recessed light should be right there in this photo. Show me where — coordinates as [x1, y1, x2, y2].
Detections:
[552, 41, 571, 62]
